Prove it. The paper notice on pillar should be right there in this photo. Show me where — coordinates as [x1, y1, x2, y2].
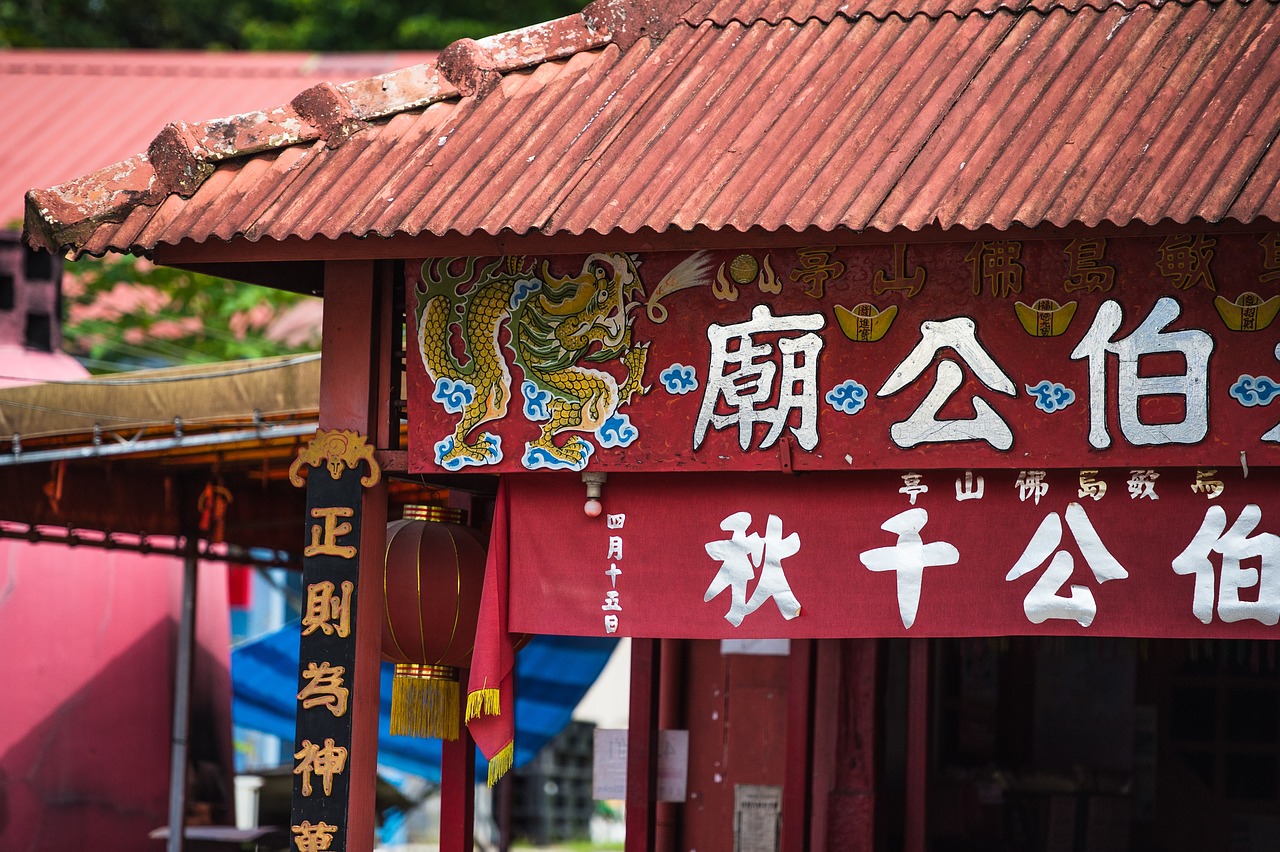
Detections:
[721, 639, 791, 656]
[592, 729, 690, 802]
[734, 784, 783, 852]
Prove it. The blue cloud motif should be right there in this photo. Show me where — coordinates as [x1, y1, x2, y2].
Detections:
[826, 380, 869, 415]
[1230, 374, 1280, 407]
[434, 433, 503, 470]
[432, 377, 476, 414]
[597, 413, 639, 448]
[660, 363, 699, 395]
[510, 278, 542, 310]
[522, 437, 596, 471]
[1026, 380, 1076, 413]
[521, 381, 552, 421]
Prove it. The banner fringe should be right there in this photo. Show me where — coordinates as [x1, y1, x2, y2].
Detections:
[466, 687, 501, 722]
[486, 742, 514, 787]
[390, 674, 460, 740]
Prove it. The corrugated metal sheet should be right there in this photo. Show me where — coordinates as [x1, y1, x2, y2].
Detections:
[24, 0, 1280, 258]
[1, 49, 435, 221]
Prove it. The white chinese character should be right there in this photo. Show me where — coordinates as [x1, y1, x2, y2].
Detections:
[704, 511, 802, 627]
[608, 536, 624, 559]
[1078, 470, 1106, 500]
[1015, 470, 1049, 504]
[607, 513, 627, 529]
[1173, 504, 1280, 625]
[899, 472, 928, 505]
[604, 614, 620, 634]
[1070, 297, 1213, 448]
[605, 563, 622, 587]
[859, 508, 959, 629]
[602, 590, 622, 612]
[694, 305, 825, 452]
[1127, 469, 1159, 500]
[955, 471, 985, 501]
[1005, 503, 1128, 627]
[877, 317, 1017, 451]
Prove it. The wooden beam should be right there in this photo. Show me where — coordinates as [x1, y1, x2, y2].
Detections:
[626, 639, 661, 852]
[904, 639, 930, 852]
[781, 639, 815, 852]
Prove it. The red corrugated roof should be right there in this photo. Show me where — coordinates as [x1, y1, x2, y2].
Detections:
[2, 49, 435, 224]
[23, 0, 1280, 259]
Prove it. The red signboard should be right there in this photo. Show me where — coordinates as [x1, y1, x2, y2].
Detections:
[500, 468, 1280, 640]
[407, 234, 1280, 473]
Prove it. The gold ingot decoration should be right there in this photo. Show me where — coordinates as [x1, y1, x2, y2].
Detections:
[1214, 291, 1280, 332]
[1014, 298, 1078, 337]
[729, 254, 759, 284]
[834, 303, 898, 342]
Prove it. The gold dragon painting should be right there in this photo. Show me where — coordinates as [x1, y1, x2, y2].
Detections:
[414, 253, 662, 471]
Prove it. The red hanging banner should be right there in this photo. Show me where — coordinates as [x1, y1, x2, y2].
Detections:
[407, 235, 1280, 474]
[502, 468, 1280, 640]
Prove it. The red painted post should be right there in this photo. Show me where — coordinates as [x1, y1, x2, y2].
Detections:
[656, 639, 684, 852]
[440, 675, 477, 851]
[904, 639, 930, 852]
[316, 260, 391, 852]
[626, 638, 661, 852]
[781, 639, 815, 852]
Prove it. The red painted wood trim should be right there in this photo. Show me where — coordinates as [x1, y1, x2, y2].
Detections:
[904, 639, 930, 852]
[626, 639, 661, 852]
[781, 639, 815, 852]
[656, 640, 684, 852]
[319, 259, 388, 852]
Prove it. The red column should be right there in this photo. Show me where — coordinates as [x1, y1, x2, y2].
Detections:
[318, 260, 393, 852]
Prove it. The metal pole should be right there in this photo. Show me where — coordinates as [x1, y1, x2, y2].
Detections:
[166, 542, 199, 852]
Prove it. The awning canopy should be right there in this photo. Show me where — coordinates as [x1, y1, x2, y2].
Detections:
[231, 623, 618, 780]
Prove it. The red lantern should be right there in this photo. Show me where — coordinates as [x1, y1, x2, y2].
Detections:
[383, 505, 486, 739]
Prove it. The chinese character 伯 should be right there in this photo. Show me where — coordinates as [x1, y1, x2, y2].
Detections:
[1173, 504, 1280, 625]
[704, 512, 802, 627]
[694, 305, 825, 453]
[1071, 298, 1213, 449]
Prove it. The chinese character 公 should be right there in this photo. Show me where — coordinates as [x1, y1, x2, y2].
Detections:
[859, 508, 959, 629]
[877, 317, 1017, 450]
[694, 305, 825, 453]
[704, 512, 802, 627]
[1173, 504, 1280, 625]
[1005, 503, 1128, 626]
[1070, 298, 1213, 448]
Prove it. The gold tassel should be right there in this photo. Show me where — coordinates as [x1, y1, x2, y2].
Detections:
[390, 664, 461, 740]
[486, 742, 514, 787]
[466, 687, 501, 722]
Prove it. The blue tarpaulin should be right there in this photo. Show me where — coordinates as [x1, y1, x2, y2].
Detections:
[231, 625, 617, 781]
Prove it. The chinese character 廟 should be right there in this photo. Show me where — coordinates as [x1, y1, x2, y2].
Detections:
[694, 305, 825, 453]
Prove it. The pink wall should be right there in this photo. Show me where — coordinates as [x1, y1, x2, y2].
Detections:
[0, 540, 233, 851]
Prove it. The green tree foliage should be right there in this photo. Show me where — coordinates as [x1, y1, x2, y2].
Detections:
[1, 0, 587, 50]
[62, 255, 320, 372]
